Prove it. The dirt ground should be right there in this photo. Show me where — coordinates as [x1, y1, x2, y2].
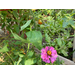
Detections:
[0, 56, 4, 62]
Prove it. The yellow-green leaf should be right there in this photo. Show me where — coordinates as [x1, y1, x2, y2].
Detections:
[11, 30, 29, 43]
[0, 44, 9, 52]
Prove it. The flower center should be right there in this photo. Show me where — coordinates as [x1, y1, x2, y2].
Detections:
[47, 50, 52, 56]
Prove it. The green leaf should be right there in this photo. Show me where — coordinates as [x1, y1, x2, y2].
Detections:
[63, 17, 75, 28]
[26, 31, 43, 50]
[15, 41, 22, 45]
[19, 54, 25, 57]
[13, 51, 20, 55]
[61, 50, 68, 56]
[20, 20, 31, 31]
[62, 17, 67, 21]
[69, 20, 75, 29]
[25, 59, 34, 65]
[1, 23, 5, 29]
[7, 18, 12, 23]
[71, 25, 75, 30]
[63, 21, 68, 27]
[27, 51, 34, 57]
[62, 17, 69, 27]
[54, 57, 61, 65]
[1, 11, 8, 16]
[69, 19, 74, 24]
[56, 38, 62, 47]
[13, 10, 18, 19]
[10, 30, 29, 43]
[45, 33, 50, 43]
[0, 44, 9, 52]
[13, 25, 19, 34]
[40, 25, 45, 29]
[67, 42, 72, 48]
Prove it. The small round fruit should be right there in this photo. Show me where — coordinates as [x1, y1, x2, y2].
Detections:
[38, 19, 42, 24]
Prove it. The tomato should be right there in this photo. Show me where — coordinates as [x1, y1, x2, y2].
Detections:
[38, 19, 42, 24]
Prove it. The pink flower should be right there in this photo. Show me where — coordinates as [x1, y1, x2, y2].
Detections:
[41, 46, 57, 63]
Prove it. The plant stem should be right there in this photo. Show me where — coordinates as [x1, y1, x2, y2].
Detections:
[30, 25, 32, 31]
[6, 52, 14, 64]
[17, 57, 22, 65]
[27, 43, 30, 52]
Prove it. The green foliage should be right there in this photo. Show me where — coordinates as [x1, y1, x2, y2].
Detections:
[27, 51, 34, 58]
[56, 38, 62, 47]
[45, 33, 51, 44]
[61, 50, 68, 56]
[11, 30, 28, 43]
[0, 44, 9, 52]
[20, 20, 31, 31]
[13, 24, 19, 34]
[26, 31, 43, 50]
[13, 10, 19, 19]
[25, 58, 35, 65]
[14, 57, 22, 65]
[0, 9, 74, 65]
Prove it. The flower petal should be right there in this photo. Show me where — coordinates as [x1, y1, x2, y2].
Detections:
[51, 50, 57, 57]
[45, 46, 49, 52]
[41, 48, 45, 52]
[41, 46, 57, 64]
[43, 58, 50, 63]
[50, 57, 56, 63]
[49, 46, 54, 51]
[41, 53, 47, 59]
